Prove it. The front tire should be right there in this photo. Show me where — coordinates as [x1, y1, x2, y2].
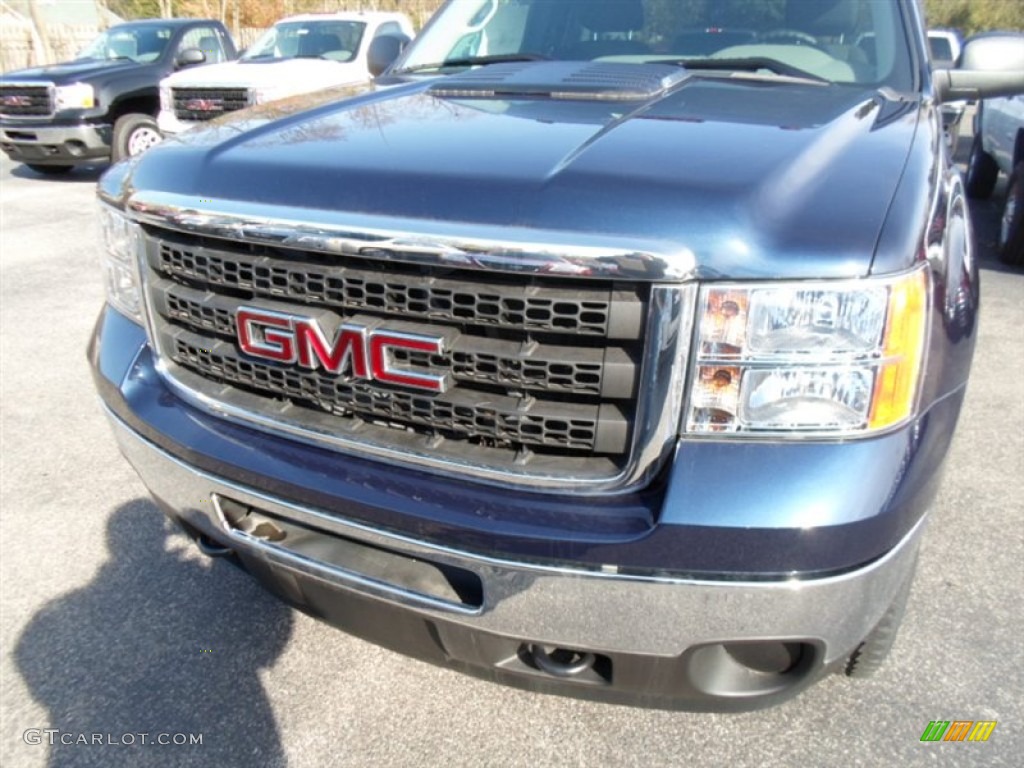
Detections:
[25, 164, 73, 175]
[845, 557, 915, 678]
[112, 113, 162, 162]
[999, 163, 1024, 267]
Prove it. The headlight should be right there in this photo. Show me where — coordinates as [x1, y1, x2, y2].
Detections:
[685, 267, 928, 436]
[250, 86, 279, 105]
[159, 84, 172, 111]
[98, 205, 144, 323]
[54, 82, 95, 110]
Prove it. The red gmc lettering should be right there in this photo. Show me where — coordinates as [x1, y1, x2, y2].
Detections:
[235, 307, 448, 393]
[369, 332, 447, 393]
[236, 309, 296, 363]
[296, 322, 368, 377]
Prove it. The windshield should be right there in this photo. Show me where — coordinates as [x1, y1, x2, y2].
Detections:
[242, 20, 367, 62]
[399, 0, 914, 88]
[77, 24, 174, 63]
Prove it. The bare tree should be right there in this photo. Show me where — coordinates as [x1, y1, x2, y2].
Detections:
[27, 0, 53, 65]
[95, 0, 112, 30]
[157, 0, 173, 18]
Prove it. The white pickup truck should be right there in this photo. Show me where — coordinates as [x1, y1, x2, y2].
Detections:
[158, 12, 413, 136]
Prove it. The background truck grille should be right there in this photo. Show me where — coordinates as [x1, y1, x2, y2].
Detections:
[172, 87, 250, 121]
[141, 227, 652, 478]
[0, 84, 53, 118]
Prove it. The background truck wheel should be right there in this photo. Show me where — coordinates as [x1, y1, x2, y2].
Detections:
[999, 163, 1024, 266]
[112, 113, 162, 162]
[844, 559, 915, 678]
[964, 133, 998, 199]
[26, 164, 73, 175]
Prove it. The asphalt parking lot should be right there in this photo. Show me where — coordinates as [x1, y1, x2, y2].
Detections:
[0, 124, 1021, 767]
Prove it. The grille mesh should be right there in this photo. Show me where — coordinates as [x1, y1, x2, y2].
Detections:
[169, 335, 625, 453]
[160, 285, 627, 397]
[0, 85, 52, 117]
[143, 228, 647, 468]
[172, 87, 249, 121]
[154, 238, 642, 338]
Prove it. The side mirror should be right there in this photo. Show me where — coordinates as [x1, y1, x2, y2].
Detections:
[933, 33, 1024, 102]
[367, 34, 411, 77]
[175, 47, 207, 69]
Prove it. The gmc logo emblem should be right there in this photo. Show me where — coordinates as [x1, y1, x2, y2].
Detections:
[236, 307, 449, 393]
[185, 98, 222, 112]
[1, 94, 32, 107]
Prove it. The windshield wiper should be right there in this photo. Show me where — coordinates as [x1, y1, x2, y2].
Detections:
[668, 57, 829, 84]
[394, 53, 551, 75]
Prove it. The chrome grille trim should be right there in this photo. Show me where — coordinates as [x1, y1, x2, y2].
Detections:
[130, 208, 697, 493]
[0, 81, 55, 119]
[119, 191, 698, 282]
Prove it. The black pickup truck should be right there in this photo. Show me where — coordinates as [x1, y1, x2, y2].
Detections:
[91, 0, 1024, 710]
[0, 18, 235, 174]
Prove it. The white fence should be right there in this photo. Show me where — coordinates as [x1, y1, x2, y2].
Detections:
[1, 22, 100, 73]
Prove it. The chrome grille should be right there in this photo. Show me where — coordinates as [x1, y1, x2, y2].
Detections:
[172, 87, 250, 121]
[156, 239, 642, 337]
[153, 279, 637, 398]
[0, 84, 53, 118]
[139, 224, 674, 484]
[168, 331, 625, 453]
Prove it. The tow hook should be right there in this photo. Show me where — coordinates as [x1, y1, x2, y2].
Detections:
[216, 496, 287, 542]
[527, 645, 597, 678]
[194, 534, 233, 558]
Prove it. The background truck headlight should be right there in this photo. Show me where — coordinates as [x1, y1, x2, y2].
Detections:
[55, 82, 95, 110]
[251, 86, 282, 105]
[686, 267, 929, 436]
[98, 206, 144, 323]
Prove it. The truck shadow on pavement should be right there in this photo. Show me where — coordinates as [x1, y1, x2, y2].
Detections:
[10, 163, 107, 183]
[15, 499, 293, 767]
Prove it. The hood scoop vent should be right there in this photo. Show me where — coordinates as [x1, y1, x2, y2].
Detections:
[429, 61, 688, 101]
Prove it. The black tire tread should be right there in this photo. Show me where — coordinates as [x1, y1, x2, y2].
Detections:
[845, 560, 915, 678]
[965, 133, 998, 200]
[999, 164, 1024, 267]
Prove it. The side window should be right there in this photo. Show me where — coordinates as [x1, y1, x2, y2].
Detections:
[178, 27, 227, 64]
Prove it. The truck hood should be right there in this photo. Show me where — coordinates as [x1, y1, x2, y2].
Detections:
[161, 58, 368, 90]
[1, 58, 144, 85]
[115, 67, 922, 279]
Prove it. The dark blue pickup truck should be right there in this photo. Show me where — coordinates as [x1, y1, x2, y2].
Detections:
[89, 0, 1024, 710]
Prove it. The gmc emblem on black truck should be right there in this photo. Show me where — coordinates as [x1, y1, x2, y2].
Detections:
[235, 307, 449, 393]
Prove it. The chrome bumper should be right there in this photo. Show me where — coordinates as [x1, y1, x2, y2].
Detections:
[0, 121, 110, 161]
[108, 407, 924, 663]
